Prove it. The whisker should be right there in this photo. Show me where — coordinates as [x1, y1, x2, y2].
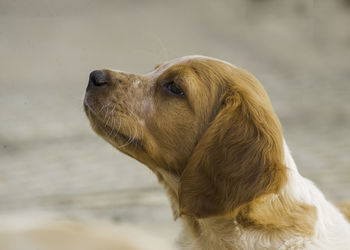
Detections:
[107, 104, 117, 137]
[98, 104, 107, 114]
[105, 107, 112, 125]
[119, 107, 137, 148]
[118, 121, 133, 148]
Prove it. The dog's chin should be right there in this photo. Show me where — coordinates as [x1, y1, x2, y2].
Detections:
[84, 104, 144, 152]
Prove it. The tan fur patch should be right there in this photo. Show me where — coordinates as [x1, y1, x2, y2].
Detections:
[239, 194, 317, 236]
[336, 201, 350, 222]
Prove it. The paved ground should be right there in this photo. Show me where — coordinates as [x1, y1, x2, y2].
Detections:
[0, 0, 349, 244]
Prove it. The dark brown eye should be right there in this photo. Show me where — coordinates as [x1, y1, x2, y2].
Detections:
[163, 81, 184, 96]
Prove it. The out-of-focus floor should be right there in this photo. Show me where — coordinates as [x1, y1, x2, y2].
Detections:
[0, 0, 349, 244]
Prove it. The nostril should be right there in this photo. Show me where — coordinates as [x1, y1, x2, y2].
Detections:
[89, 70, 108, 87]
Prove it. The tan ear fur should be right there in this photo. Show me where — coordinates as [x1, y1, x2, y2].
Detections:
[178, 68, 287, 219]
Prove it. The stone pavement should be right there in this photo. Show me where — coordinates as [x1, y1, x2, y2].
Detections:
[0, 0, 349, 243]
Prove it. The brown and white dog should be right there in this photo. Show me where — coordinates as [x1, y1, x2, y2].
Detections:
[84, 55, 350, 249]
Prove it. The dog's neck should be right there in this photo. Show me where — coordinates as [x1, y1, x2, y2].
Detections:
[156, 140, 327, 249]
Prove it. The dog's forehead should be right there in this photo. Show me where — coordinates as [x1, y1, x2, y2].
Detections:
[169, 55, 235, 66]
[151, 55, 237, 76]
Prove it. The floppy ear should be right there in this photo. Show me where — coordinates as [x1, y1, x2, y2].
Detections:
[178, 73, 287, 219]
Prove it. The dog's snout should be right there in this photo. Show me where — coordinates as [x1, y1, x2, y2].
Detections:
[87, 70, 109, 90]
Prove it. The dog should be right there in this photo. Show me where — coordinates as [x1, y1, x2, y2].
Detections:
[84, 55, 350, 249]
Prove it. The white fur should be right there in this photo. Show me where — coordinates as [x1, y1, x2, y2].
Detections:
[281, 140, 350, 249]
[133, 79, 141, 88]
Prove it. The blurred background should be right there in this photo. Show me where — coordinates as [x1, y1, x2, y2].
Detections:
[0, 0, 349, 244]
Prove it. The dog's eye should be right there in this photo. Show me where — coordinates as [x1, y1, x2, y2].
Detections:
[163, 81, 184, 96]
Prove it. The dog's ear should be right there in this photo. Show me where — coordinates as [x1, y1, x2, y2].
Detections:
[178, 70, 287, 219]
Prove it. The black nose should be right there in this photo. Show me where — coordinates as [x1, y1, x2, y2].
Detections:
[88, 70, 108, 90]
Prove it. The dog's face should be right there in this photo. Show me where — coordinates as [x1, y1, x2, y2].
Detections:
[84, 56, 223, 171]
[84, 56, 287, 218]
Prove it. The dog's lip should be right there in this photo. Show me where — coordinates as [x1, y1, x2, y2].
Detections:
[84, 102, 144, 149]
[104, 123, 145, 150]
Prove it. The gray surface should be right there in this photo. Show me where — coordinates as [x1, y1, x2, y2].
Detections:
[0, 0, 349, 240]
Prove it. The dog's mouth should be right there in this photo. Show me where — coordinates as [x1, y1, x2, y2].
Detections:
[84, 102, 144, 150]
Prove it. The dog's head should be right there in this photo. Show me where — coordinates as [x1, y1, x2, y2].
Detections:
[84, 56, 286, 219]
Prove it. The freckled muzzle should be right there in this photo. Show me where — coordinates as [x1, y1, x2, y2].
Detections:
[84, 69, 148, 151]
